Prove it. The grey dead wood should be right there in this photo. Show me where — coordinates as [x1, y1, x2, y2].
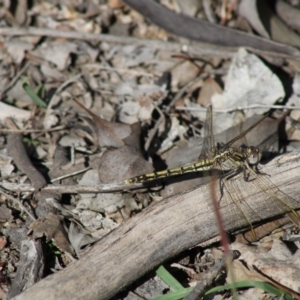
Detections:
[6, 133, 47, 299]
[7, 240, 44, 299]
[1, 27, 300, 61]
[10, 151, 300, 300]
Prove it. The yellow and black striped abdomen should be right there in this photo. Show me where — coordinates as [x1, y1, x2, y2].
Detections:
[124, 158, 214, 184]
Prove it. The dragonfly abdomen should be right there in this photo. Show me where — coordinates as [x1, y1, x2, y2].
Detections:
[124, 158, 214, 184]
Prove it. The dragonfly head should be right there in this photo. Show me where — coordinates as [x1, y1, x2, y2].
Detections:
[246, 146, 262, 165]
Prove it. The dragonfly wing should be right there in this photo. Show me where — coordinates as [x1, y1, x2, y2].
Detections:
[199, 105, 215, 159]
[251, 171, 300, 223]
[220, 175, 260, 230]
[218, 168, 300, 233]
[226, 113, 269, 148]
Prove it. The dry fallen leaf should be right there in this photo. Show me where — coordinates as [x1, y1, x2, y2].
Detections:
[98, 144, 154, 184]
[275, 0, 300, 35]
[98, 122, 154, 183]
[170, 60, 200, 89]
[74, 98, 131, 148]
[232, 240, 300, 293]
[238, 0, 300, 47]
[4, 39, 34, 64]
[212, 48, 285, 118]
[68, 222, 106, 255]
[0, 102, 31, 123]
[28, 213, 74, 255]
[197, 77, 222, 107]
[0, 206, 12, 223]
[32, 41, 78, 71]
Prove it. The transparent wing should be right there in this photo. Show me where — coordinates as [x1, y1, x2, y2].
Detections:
[251, 171, 300, 220]
[221, 175, 260, 231]
[217, 167, 300, 233]
[199, 105, 215, 159]
[225, 113, 269, 149]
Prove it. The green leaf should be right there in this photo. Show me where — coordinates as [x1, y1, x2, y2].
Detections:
[34, 84, 45, 98]
[48, 241, 62, 255]
[22, 79, 47, 108]
[23, 137, 40, 146]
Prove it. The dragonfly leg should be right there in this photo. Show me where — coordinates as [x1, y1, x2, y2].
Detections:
[222, 168, 242, 181]
[219, 177, 225, 200]
[253, 165, 270, 177]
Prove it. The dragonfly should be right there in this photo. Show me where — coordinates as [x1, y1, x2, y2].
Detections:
[124, 106, 268, 184]
[124, 105, 300, 233]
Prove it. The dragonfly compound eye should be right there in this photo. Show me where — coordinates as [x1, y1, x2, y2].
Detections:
[247, 146, 262, 165]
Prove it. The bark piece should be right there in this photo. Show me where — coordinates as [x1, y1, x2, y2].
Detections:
[7, 240, 44, 299]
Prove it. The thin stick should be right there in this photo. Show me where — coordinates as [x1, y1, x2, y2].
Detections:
[0, 125, 66, 133]
[0, 181, 129, 193]
[176, 104, 300, 113]
[0, 187, 36, 221]
[0, 62, 30, 100]
[51, 167, 92, 183]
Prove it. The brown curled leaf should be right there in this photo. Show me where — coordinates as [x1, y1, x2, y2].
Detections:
[28, 213, 74, 255]
[74, 98, 131, 148]
[7, 133, 47, 190]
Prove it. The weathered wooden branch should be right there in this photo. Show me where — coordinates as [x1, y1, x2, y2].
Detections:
[12, 151, 300, 300]
[1, 27, 300, 61]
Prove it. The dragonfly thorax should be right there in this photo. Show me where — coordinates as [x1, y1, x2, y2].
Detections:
[214, 147, 245, 171]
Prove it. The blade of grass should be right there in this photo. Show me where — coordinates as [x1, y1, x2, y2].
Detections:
[152, 287, 193, 300]
[156, 265, 184, 290]
[22, 79, 47, 108]
[205, 281, 294, 300]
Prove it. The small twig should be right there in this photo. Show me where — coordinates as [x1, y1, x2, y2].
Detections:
[183, 257, 226, 300]
[167, 76, 203, 112]
[171, 263, 197, 275]
[48, 73, 83, 110]
[51, 167, 92, 183]
[0, 27, 233, 58]
[0, 62, 30, 100]
[175, 104, 300, 113]
[0, 181, 140, 193]
[53, 153, 100, 171]
[0, 125, 66, 133]
[44, 74, 84, 130]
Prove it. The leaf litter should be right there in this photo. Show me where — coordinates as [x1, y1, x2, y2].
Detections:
[1, 1, 300, 299]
